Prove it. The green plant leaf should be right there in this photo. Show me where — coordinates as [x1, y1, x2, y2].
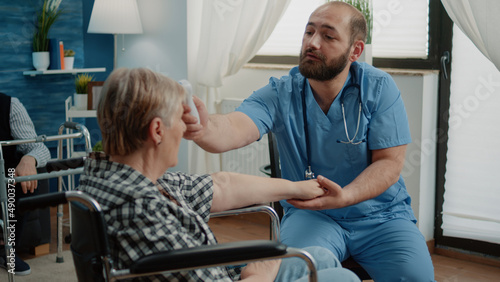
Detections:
[74, 73, 94, 94]
[32, 0, 63, 52]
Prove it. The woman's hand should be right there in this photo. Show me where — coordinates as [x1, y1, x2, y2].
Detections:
[240, 259, 281, 282]
[287, 175, 353, 210]
[291, 179, 326, 200]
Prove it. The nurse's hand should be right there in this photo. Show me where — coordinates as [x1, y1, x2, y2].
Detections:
[182, 96, 208, 140]
[287, 175, 353, 210]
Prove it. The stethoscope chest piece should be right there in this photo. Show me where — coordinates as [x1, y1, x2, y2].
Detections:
[305, 166, 315, 180]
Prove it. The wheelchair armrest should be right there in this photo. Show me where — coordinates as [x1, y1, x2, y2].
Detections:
[210, 204, 277, 218]
[130, 240, 287, 274]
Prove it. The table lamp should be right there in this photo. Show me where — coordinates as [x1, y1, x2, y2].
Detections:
[87, 0, 143, 69]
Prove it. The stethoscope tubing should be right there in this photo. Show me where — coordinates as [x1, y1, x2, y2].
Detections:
[301, 69, 363, 179]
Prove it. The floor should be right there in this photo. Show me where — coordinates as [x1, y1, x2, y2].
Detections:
[19, 205, 500, 282]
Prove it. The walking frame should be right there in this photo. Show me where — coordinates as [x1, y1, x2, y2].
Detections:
[1, 121, 91, 282]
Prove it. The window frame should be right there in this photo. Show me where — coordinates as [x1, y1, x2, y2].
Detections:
[249, 0, 442, 70]
[374, 0, 441, 70]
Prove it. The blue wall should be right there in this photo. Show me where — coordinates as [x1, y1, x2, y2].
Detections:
[0, 0, 112, 152]
[1, 0, 189, 172]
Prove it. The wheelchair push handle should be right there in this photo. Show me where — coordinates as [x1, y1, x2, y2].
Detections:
[45, 157, 85, 172]
[18, 192, 68, 213]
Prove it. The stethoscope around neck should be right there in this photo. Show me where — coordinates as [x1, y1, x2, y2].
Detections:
[302, 70, 365, 180]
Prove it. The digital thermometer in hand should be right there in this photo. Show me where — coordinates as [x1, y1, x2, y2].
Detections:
[179, 80, 200, 124]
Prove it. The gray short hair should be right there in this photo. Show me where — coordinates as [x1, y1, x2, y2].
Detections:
[97, 67, 185, 155]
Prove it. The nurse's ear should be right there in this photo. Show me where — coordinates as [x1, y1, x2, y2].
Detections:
[350, 40, 364, 62]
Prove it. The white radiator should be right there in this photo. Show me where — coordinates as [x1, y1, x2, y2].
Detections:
[220, 98, 270, 177]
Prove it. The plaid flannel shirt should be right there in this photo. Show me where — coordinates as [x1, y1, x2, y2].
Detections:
[78, 152, 239, 281]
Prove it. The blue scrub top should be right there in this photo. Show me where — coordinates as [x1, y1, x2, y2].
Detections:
[236, 62, 415, 221]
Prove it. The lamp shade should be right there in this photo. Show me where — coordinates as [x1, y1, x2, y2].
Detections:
[87, 0, 143, 34]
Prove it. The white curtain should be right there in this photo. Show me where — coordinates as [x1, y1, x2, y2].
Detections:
[442, 26, 500, 244]
[187, 0, 291, 174]
[440, 0, 500, 244]
[441, 0, 500, 72]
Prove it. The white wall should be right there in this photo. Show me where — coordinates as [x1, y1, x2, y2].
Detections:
[394, 70, 439, 241]
[219, 66, 439, 241]
[220, 66, 290, 99]
[117, 0, 189, 172]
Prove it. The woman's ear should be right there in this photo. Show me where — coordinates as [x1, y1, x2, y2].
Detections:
[149, 117, 164, 145]
[350, 40, 365, 62]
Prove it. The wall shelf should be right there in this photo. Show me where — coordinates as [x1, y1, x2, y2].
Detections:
[65, 96, 97, 118]
[23, 67, 106, 77]
[66, 108, 97, 118]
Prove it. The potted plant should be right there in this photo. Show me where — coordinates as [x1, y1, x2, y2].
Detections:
[74, 73, 94, 110]
[32, 0, 63, 71]
[338, 0, 373, 64]
[64, 49, 75, 70]
[93, 140, 103, 152]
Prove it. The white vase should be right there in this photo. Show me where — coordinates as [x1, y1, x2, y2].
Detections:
[358, 44, 372, 65]
[74, 93, 88, 110]
[32, 51, 50, 71]
[64, 57, 75, 70]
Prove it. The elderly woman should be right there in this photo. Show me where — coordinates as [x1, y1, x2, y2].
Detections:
[77, 68, 359, 282]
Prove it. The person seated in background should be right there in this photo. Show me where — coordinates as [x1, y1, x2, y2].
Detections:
[0, 93, 51, 276]
[77, 67, 360, 281]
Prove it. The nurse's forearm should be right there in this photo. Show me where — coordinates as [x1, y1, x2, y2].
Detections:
[343, 145, 407, 205]
[194, 112, 260, 153]
[285, 145, 407, 210]
[343, 159, 400, 204]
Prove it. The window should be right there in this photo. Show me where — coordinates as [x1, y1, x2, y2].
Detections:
[372, 0, 429, 59]
[436, 24, 500, 256]
[257, 0, 324, 56]
[253, 0, 436, 69]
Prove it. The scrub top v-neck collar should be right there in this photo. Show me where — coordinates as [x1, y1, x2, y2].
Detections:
[301, 71, 353, 130]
